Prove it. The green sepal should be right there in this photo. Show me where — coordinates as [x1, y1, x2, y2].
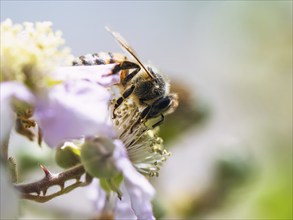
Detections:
[100, 173, 124, 199]
[112, 173, 123, 188]
[100, 178, 112, 193]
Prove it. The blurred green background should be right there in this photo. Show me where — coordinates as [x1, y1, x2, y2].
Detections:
[1, 1, 292, 219]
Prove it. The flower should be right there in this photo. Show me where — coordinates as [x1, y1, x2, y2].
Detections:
[1, 19, 173, 220]
[0, 19, 118, 148]
[83, 97, 171, 219]
[0, 19, 73, 146]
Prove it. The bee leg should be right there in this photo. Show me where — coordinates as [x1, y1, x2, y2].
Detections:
[112, 61, 141, 86]
[112, 61, 140, 73]
[130, 105, 151, 133]
[122, 67, 140, 86]
[113, 84, 135, 119]
[152, 114, 165, 129]
[120, 61, 140, 70]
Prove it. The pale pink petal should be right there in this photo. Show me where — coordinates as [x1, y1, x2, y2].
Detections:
[35, 80, 115, 147]
[87, 179, 107, 213]
[113, 140, 155, 220]
[114, 183, 136, 219]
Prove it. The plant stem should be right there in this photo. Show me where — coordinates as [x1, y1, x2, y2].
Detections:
[14, 164, 93, 203]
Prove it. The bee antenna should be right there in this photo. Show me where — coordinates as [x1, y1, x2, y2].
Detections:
[105, 26, 155, 79]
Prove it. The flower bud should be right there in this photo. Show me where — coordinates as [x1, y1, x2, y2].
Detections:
[55, 142, 81, 168]
[80, 137, 120, 178]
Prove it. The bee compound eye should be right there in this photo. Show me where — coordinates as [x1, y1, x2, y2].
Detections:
[153, 97, 171, 109]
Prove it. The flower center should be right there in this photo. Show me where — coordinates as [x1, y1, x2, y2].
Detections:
[112, 100, 170, 177]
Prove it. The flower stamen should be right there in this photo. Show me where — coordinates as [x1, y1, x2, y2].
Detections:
[112, 99, 170, 177]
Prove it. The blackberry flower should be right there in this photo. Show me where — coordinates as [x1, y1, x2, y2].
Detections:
[0, 19, 118, 147]
[1, 19, 174, 220]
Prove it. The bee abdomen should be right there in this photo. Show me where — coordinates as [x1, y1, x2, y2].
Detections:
[72, 52, 127, 66]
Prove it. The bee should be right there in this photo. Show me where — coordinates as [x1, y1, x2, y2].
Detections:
[73, 27, 179, 129]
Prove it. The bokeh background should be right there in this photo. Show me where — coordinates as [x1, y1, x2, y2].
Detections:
[1, 1, 292, 219]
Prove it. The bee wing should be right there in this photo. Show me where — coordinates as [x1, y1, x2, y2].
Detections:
[105, 26, 155, 79]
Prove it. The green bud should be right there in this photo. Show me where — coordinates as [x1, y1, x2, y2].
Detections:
[80, 137, 120, 178]
[55, 142, 81, 168]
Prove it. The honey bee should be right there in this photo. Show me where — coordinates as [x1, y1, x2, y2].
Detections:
[73, 27, 178, 129]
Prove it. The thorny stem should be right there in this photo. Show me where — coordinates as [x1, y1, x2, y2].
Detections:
[14, 164, 93, 203]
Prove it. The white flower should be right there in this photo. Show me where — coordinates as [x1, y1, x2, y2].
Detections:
[0, 64, 119, 148]
[1, 19, 174, 220]
[0, 19, 119, 148]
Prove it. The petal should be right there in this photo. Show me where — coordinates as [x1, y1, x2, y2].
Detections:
[51, 64, 121, 87]
[114, 183, 136, 220]
[87, 179, 107, 213]
[124, 178, 155, 220]
[34, 80, 115, 147]
[0, 81, 34, 146]
[0, 81, 34, 103]
[113, 140, 155, 219]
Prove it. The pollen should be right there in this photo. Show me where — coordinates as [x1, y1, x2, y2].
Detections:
[112, 99, 170, 177]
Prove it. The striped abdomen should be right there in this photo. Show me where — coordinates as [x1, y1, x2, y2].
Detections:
[72, 52, 127, 66]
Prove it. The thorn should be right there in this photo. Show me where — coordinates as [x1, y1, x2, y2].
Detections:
[85, 174, 93, 183]
[76, 176, 81, 183]
[42, 189, 47, 196]
[59, 183, 65, 190]
[40, 164, 51, 178]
